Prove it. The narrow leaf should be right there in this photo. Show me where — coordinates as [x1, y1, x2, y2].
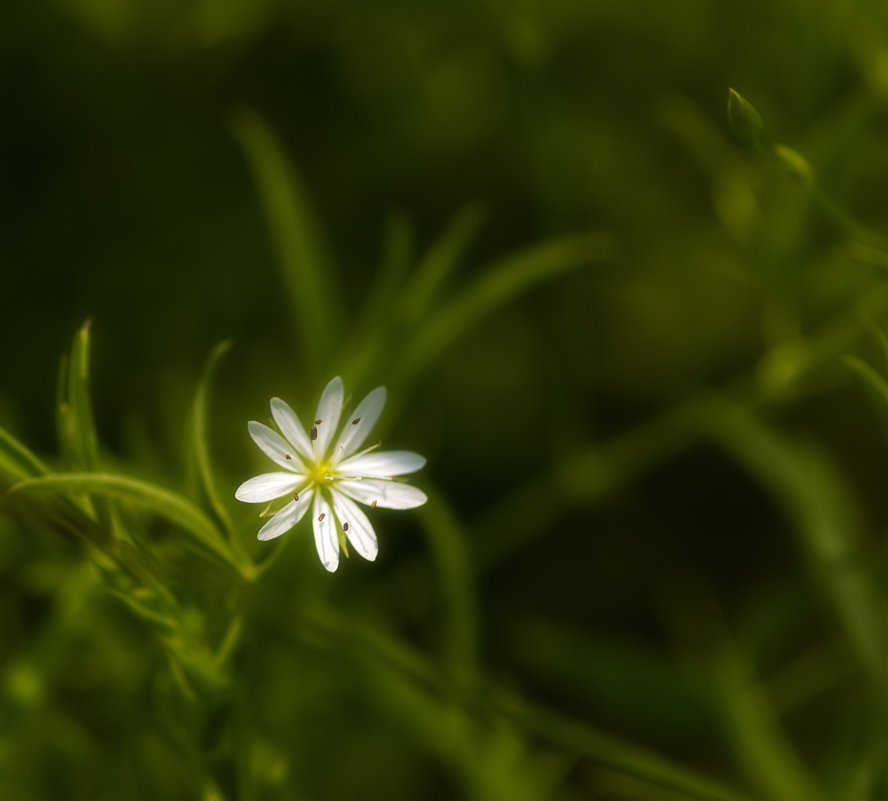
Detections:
[399, 203, 486, 324]
[716, 642, 826, 801]
[359, 210, 414, 335]
[727, 88, 763, 146]
[844, 355, 888, 442]
[230, 107, 341, 373]
[500, 692, 759, 801]
[278, 606, 755, 801]
[0, 425, 50, 483]
[704, 403, 884, 679]
[417, 491, 478, 682]
[860, 314, 888, 371]
[11, 473, 248, 576]
[187, 341, 235, 536]
[396, 232, 615, 385]
[57, 321, 100, 470]
[341, 212, 414, 387]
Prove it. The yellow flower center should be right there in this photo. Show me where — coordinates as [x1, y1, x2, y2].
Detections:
[307, 460, 336, 486]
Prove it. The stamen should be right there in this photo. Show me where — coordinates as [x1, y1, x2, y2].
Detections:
[318, 512, 325, 521]
[352, 417, 361, 425]
[392, 476, 399, 483]
[293, 492, 299, 501]
[310, 426, 318, 441]
[343, 522, 349, 532]
[314, 418, 323, 425]
[285, 453, 292, 460]
[371, 500, 378, 508]
[349, 440, 383, 459]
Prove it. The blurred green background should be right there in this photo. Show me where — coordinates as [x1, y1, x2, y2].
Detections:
[4, 0, 888, 799]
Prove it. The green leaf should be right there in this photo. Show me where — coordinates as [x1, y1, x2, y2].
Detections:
[186, 341, 235, 537]
[727, 88, 763, 145]
[11, 473, 249, 577]
[340, 212, 415, 387]
[0, 425, 50, 483]
[360, 210, 415, 335]
[499, 692, 759, 801]
[703, 402, 884, 679]
[715, 640, 826, 801]
[279, 606, 754, 801]
[230, 107, 341, 375]
[399, 202, 486, 325]
[860, 313, 888, 370]
[508, 619, 714, 735]
[663, 582, 826, 801]
[772, 144, 812, 185]
[105, 588, 178, 632]
[288, 604, 440, 692]
[57, 321, 100, 471]
[844, 355, 888, 442]
[416, 490, 478, 683]
[395, 232, 615, 385]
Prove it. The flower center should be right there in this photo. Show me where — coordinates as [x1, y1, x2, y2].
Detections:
[307, 460, 337, 486]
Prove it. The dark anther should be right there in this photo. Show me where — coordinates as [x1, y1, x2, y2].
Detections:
[285, 454, 292, 460]
[310, 426, 318, 441]
[314, 418, 323, 425]
[352, 417, 361, 425]
[343, 522, 349, 532]
[293, 492, 299, 501]
[318, 512, 325, 521]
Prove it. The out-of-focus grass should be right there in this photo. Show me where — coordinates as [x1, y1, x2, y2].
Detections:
[5, 1, 888, 799]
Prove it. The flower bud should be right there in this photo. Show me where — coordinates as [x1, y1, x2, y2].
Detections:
[727, 88, 763, 144]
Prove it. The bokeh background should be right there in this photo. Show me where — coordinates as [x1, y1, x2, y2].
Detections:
[4, 1, 888, 799]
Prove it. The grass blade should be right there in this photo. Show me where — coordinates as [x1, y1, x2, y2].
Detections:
[56, 321, 100, 471]
[416, 489, 478, 683]
[230, 108, 341, 374]
[716, 642, 826, 801]
[272, 606, 757, 801]
[662, 581, 826, 801]
[0, 425, 50, 482]
[844, 355, 888, 442]
[395, 232, 615, 386]
[340, 212, 415, 387]
[498, 692, 759, 801]
[11, 473, 250, 576]
[187, 340, 235, 537]
[359, 210, 414, 336]
[703, 402, 883, 679]
[399, 202, 486, 325]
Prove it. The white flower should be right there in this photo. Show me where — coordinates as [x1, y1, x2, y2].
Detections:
[235, 376, 427, 572]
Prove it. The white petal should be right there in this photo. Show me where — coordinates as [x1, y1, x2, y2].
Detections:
[313, 377, 344, 459]
[257, 489, 314, 541]
[337, 450, 426, 477]
[332, 386, 386, 461]
[312, 494, 339, 572]
[270, 397, 314, 460]
[337, 479, 428, 509]
[235, 472, 303, 503]
[330, 491, 378, 561]
[248, 421, 306, 471]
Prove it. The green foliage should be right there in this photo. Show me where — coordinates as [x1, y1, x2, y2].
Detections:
[7, 2, 888, 799]
[727, 89, 764, 147]
[231, 108, 342, 379]
[0, 426, 49, 481]
[185, 340, 237, 540]
[11, 473, 247, 576]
